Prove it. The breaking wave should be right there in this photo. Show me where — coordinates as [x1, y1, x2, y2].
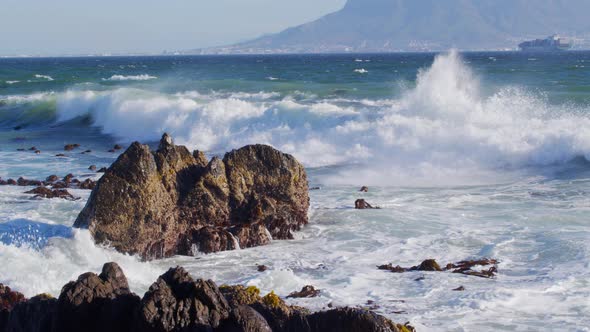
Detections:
[3, 51, 590, 184]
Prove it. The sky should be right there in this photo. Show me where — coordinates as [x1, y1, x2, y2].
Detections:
[0, 0, 346, 56]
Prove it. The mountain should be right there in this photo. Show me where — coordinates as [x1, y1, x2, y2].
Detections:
[197, 0, 590, 53]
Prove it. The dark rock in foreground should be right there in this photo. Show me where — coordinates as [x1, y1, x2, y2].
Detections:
[0, 285, 25, 311]
[74, 134, 309, 260]
[0, 263, 408, 332]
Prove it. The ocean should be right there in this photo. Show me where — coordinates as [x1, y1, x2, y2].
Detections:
[1, 51, 589, 331]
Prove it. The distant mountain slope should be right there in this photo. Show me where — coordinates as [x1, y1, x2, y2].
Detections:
[198, 0, 590, 53]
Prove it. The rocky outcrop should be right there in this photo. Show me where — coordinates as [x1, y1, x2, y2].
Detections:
[74, 134, 309, 259]
[0, 263, 408, 332]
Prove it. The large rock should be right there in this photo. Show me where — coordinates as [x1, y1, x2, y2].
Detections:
[74, 134, 309, 259]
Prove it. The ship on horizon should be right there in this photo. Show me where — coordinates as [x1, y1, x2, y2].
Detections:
[519, 35, 573, 52]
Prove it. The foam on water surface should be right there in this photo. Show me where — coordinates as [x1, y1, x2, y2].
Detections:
[1, 52, 589, 331]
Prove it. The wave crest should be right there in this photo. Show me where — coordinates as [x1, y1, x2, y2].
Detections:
[5, 51, 590, 184]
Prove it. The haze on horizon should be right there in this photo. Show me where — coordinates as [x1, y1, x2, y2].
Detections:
[0, 0, 346, 56]
[3, 0, 590, 56]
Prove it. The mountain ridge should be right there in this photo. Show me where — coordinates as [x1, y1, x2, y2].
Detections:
[193, 0, 590, 54]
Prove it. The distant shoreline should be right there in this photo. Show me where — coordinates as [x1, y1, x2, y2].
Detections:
[2, 49, 590, 59]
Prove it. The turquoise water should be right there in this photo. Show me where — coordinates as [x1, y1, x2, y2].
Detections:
[1, 51, 589, 331]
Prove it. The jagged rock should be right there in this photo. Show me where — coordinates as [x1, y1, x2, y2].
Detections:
[287, 286, 320, 299]
[0, 284, 25, 311]
[74, 133, 309, 259]
[452, 286, 465, 291]
[360, 186, 369, 192]
[53, 262, 140, 332]
[6, 179, 17, 185]
[0, 264, 406, 332]
[55, 154, 66, 157]
[257, 265, 268, 272]
[113, 144, 123, 151]
[97, 167, 107, 173]
[35, 150, 41, 155]
[88, 165, 97, 171]
[136, 266, 230, 332]
[25, 187, 77, 200]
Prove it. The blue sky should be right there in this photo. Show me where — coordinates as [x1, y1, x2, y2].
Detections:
[0, 0, 346, 55]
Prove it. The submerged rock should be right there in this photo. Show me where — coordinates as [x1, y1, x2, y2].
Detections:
[360, 186, 369, 192]
[287, 286, 320, 299]
[17, 177, 42, 187]
[355, 199, 379, 209]
[0, 264, 406, 332]
[379, 258, 499, 279]
[45, 175, 59, 183]
[74, 133, 309, 260]
[64, 144, 80, 151]
[78, 179, 96, 190]
[25, 187, 77, 200]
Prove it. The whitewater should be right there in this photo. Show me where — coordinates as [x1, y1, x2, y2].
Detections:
[0, 51, 589, 331]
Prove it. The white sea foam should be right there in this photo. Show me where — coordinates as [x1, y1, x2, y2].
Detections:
[34, 74, 54, 81]
[354, 68, 368, 74]
[44, 51, 590, 186]
[102, 74, 157, 81]
[5, 80, 20, 85]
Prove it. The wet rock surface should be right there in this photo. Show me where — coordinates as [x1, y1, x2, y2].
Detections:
[354, 199, 379, 209]
[379, 258, 499, 278]
[24, 187, 78, 200]
[0, 263, 406, 332]
[286, 286, 320, 299]
[74, 133, 310, 259]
